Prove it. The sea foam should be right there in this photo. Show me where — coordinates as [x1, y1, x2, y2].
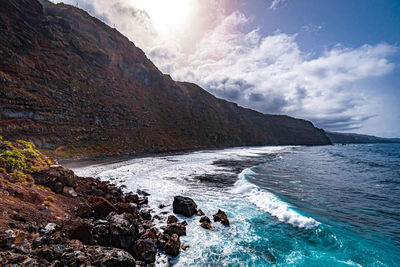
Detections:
[232, 168, 320, 229]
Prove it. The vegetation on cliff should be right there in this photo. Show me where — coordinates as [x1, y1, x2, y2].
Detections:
[0, 137, 53, 184]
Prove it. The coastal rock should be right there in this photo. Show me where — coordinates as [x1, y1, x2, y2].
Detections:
[139, 209, 152, 221]
[76, 204, 91, 218]
[94, 247, 136, 267]
[164, 223, 186, 237]
[167, 215, 178, 224]
[197, 209, 205, 216]
[116, 202, 138, 214]
[32, 167, 77, 193]
[173, 196, 197, 217]
[92, 213, 139, 249]
[132, 238, 157, 263]
[213, 209, 229, 226]
[65, 220, 93, 244]
[200, 216, 213, 230]
[181, 244, 190, 250]
[91, 196, 117, 218]
[164, 234, 180, 257]
[63, 186, 77, 197]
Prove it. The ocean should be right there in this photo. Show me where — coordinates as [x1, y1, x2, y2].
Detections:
[74, 143, 400, 266]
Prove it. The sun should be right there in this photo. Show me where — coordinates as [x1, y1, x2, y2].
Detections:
[132, 0, 193, 33]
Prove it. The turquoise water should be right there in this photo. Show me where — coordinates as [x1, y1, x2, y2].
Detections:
[77, 144, 400, 266]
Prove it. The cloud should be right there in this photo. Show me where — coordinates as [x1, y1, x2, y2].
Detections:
[302, 24, 323, 32]
[49, 0, 397, 132]
[270, 0, 286, 11]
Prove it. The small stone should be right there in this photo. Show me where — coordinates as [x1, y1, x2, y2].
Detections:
[197, 209, 205, 216]
[181, 244, 190, 250]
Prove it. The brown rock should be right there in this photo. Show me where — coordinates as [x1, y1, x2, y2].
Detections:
[200, 216, 213, 230]
[164, 223, 186, 237]
[76, 204, 91, 218]
[167, 215, 178, 224]
[91, 196, 117, 218]
[132, 238, 157, 263]
[213, 209, 229, 226]
[197, 209, 205, 216]
[181, 244, 190, 250]
[164, 234, 180, 257]
[66, 221, 93, 244]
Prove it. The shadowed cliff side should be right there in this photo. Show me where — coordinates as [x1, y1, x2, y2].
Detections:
[0, 0, 331, 157]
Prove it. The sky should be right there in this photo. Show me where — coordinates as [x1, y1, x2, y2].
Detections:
[50, 0, 400, 137]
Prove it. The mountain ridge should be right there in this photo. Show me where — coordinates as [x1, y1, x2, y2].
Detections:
[0, 0, 331, 157]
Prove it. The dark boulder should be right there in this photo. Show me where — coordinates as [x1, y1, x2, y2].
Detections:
[213, 209, 229, 226]
[92, 213, 139, 250]
[90, 196, 117, 218]
[164, 223, 186, 237]
[132, 238, 157, 263]
[65, 220, 93, 244]
[91, 247, 136, 267]
[163, 234, 180, 257]
[173, 196, 197, 217]
[167, 215, 178, 224]
[32, 166, 77, 193]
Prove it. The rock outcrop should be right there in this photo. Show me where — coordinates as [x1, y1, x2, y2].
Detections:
[173, 196, 198, 217]
[0, 0, 331, 157]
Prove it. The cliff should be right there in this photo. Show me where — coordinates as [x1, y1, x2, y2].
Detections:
[326, 132, 400, 144]
[0, 0, 331, 156]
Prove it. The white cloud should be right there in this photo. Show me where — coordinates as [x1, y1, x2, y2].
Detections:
[270, 0, 286, 11]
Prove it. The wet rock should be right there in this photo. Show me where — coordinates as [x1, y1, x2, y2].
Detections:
[138, 196, 148, 205]
[158, 204, 167, 209]
[164, 234, 180, 257]
[164, 223, 186, 236]
[200, 216, 213, 230]
[132, 238, 157, 263]
[213, 209, 229, 226]
[167, 215, 178, 224]
[265, 251, 276, 262]
[91, 196, 117, 218]
[197, 209, 205, 216]
[139, 209, 152, 220]
[181, 244, 190, 250]
[137, 189, 150, 196]
[173, 196, 197, 217]
[124, 193, 139, 204]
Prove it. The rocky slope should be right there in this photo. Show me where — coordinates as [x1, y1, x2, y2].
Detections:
[0, 0, 331, 156]
[1, 137, 229, 265]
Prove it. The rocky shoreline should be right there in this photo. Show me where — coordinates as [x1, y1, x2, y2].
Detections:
[0, 138, 229, 266]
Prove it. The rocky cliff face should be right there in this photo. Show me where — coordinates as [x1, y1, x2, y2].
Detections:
[0, 0, 331, 156]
